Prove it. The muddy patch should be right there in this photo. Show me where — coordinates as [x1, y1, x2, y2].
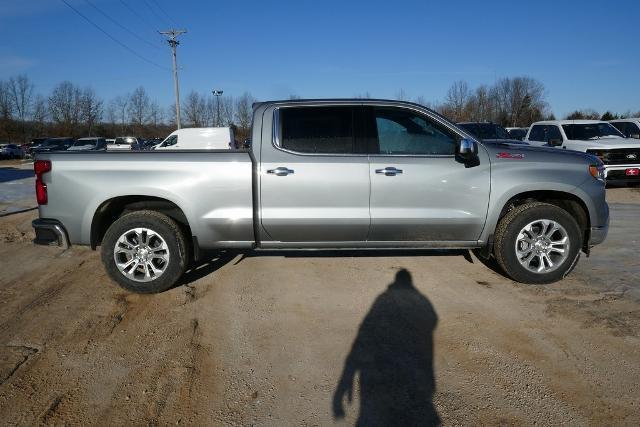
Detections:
[0, 345, 39, 385]
[546, 294, 640, 337]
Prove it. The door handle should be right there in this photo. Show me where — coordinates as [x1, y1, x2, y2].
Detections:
[375, 167, 403, 176]
[267, 167, 295, 176]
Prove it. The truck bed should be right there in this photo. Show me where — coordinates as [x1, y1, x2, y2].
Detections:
[35, 150, 255, 249]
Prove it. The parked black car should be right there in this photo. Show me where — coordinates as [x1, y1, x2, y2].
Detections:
[457, 122, 527, 144]
[31, 137, 75, 154]
[506, 127, 528, 141]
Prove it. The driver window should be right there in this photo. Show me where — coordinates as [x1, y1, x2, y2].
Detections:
[163, 135, 178, 147]
[374, 107, 456, 155]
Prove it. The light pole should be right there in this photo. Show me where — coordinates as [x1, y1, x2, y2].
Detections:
[212, 89, 223, 126]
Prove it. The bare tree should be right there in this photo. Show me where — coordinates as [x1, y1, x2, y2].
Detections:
[29, 94, 47, 136]
[111, 95, 129, 134]
[234, 92, 254, 132]
[182, 91, 206, 127]
[443, 80, 471, 121]
[149, 101, 163, 127]
[128, 86, 150, 128]
[395, 89, 409, 101]
[220, 96, 235, 126]
[0, 81, 14, 120]
[48, 81, 82, 135]
[8, 74, 34, 125]
[79, 87, 102, 136]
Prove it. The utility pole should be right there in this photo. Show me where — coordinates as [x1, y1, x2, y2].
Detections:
[212, 89, 223, 126]
[160, 29, 187, 129]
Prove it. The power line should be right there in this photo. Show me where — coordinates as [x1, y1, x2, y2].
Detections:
[83, 0, 162, 51]
[60, 0, 168, 71]
[152, 0, 179, 27]
[143, 0, 171, 27]
[118, 0, 160, 34]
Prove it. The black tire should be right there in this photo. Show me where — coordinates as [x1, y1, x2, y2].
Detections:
[101, 210, 189, 293]
[494, 202, 582, 284]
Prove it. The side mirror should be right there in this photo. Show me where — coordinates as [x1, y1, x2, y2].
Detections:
[457, 138, 478, 159]
[548, 138, 563, 146]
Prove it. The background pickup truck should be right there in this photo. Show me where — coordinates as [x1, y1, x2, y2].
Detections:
[32, 99, 609, 293]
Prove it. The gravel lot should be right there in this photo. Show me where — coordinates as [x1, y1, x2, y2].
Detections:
[0, 164, 639, 425]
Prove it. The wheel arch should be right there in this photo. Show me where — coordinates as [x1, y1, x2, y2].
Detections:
[90, 196, 194, 253]
[493, 190, 591, 252]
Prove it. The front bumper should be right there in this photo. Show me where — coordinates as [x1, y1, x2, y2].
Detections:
[32, 219, 69, 249]
[604, 164, 640, 183]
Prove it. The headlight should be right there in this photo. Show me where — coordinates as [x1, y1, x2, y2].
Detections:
[589, 163, 605, 182]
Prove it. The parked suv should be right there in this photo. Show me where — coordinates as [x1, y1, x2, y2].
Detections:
[31, 137, 74, 154]
[525, 120, 640, 184]
[609, 118, 640, 139]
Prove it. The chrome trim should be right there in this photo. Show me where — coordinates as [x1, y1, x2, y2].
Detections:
[32, 219, 70, 249]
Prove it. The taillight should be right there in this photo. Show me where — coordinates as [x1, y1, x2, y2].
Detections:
[34, 160, 51, 205]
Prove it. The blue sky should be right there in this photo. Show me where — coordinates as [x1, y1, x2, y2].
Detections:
[1, 0, 638, 117]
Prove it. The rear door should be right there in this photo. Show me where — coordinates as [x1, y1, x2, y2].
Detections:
[259, 105, 371, 244]
[367, 106, 490, 243]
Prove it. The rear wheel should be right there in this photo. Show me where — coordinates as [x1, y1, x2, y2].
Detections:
[101, 210, 188, 293]
[494, 202, 582, 284]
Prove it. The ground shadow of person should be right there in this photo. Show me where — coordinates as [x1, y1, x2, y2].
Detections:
[332, 269, 440, 426]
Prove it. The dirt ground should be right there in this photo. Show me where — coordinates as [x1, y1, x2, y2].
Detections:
[0, 188, 639, 425]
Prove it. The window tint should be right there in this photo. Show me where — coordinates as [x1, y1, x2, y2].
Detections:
[562, 123, 624, 140]
[547, 125, 563, 142]
[373, 107, 456, 155]
[628, 122, 640, 135]
[528, 125, 545, 141]
[163, 135, 178, 147]
[610, 122, 626, 135]
[280, 106, 354, 154]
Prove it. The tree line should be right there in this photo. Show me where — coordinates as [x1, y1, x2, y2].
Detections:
[1, 74, 638, 143]
[0, 75, 256, 142]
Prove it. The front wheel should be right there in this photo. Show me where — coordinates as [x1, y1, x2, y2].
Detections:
[493, 202, 582, 284]
[101, 210, 189, 293]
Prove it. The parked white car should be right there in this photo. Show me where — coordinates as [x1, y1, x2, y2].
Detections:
[67, 137, 108, 151]
[609, 118, 640, 139]
[107, 136, 140, 151]
[154, 127, 236, 150]
[525, 120, 640, 184]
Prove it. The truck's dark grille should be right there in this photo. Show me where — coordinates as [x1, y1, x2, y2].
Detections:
[588, 148, 640, 165]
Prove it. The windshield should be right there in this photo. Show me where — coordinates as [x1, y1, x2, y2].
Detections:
[562, 123, 624, 140]
[74, 140, 97, 147]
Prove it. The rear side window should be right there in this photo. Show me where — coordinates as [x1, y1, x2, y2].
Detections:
[279, 106, 354, 154]
[373, 107, 456, 155]
[528, 125, 545, 141]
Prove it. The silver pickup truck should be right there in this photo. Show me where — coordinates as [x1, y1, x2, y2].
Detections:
[32, 99, 609, 293]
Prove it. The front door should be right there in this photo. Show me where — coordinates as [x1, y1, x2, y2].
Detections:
[367, 106, 490, 243]
[260, 105, 370, 244]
